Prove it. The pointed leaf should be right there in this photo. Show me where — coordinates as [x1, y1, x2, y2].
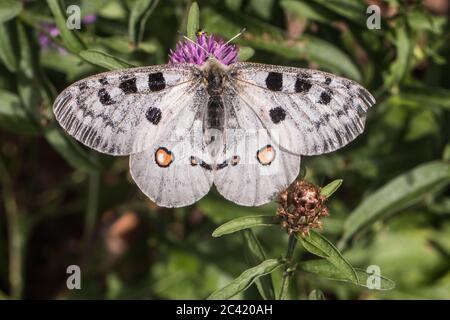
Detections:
[0, 0, 22, 23]
[299, 259, 395, 290]
[385, 22, 412, 86]
[320, 179, 343, 198]
[79, 49, 134, 70]
[212, 215, 278, 237]
[207, 259, 284, 300]
[186, 2, 199, 41]
[298, 230, 358, 283]
[241, 230, 275, 300]
[310, 0, 367, 25]
[339, 161, 450, 246]
[0, 23, 18, 72]
[238, 46, 255, 61]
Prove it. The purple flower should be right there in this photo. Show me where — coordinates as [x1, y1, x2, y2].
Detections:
[82, 14, 97, 24]
[169, 33, 238, 66]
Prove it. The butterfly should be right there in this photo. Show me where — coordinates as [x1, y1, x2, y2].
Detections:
[53, 31, 375, 208]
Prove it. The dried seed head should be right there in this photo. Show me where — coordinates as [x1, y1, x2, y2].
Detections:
[277, 180, 329, 236]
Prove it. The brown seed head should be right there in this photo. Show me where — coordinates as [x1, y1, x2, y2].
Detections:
[277, 180, 329, 236]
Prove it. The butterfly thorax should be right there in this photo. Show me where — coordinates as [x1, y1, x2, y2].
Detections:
[201, 59, 228, 151]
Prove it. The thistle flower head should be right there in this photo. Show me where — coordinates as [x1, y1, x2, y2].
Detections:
[277, 180, 329, 236]
[169, 32, 238, 66]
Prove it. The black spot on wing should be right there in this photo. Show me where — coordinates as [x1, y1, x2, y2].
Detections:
[318, 90, 332, 105]
[269, 106, 286, 124]
[216, 161, 228, 170]
[145, 107, 162, 125]
[325, 77, 332, 85]
[119, 77, 137, 94]
[295, 77, 312, 93]
[200, 161, 213, 171]
[336, 110, 345, 117]
[148, 72, 166, 91]
[265, 72, 283, 91]
[99, 77, 108, 85]
[78, 82, 87, 91]
[98, 89, 114, 105]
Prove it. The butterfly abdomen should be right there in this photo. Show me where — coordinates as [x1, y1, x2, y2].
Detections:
[205, 96, 224, 130]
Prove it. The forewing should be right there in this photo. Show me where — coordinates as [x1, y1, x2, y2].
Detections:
[213, 91, 301, 206]
[53, 64, 201, 155]
[130, 89, 213, 208]
[229, 62, 376, 155]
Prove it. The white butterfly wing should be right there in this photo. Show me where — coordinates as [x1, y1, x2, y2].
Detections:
[229, 62, 376, 155]
[213, 92, 301, 206]
[53, 64, 201, 155]
[129, 90, 213, 208]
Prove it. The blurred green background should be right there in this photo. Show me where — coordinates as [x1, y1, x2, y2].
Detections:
[0, 0, 449, 300]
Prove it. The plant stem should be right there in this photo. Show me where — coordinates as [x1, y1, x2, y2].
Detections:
[82, 171, 99, 254]
[278, 233, 297, 300]
[1, 161, 25, 299]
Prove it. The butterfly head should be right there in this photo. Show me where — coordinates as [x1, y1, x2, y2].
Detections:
[169, 31, 239, 66]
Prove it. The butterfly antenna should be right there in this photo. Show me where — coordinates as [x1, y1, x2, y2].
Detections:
[177, 30, 211, 56]
[224, 27, 246, 45]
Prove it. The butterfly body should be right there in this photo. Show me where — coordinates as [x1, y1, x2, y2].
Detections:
[53, 40, 375, 207]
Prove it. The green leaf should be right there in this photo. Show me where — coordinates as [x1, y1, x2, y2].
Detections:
[393, 84, 450, 111]
[186, 2, 200, 41]
[320, 179, 343, 198]
[339, 161, 450, 247]
[0, 23, 18, 72]
[297, 230, 358, 283]
[308, 289, 326, 300]
[212, 215, 278, 237]
[385, 22, 412, 87]
[44, 126, 101, 173]
[241, 230, 275, 300]
[310, 0, 367, 25]
[299, 259, 396, 290]
[238, 46, 255, 61]
[129, 0, 159, 46]
[281, 0, 337, 24]
[197, 196, 276, 224]
[207, 259, 284, 300]
[46, 0, 86, 53]
[0, 89, 39, 134]
[79, 49, 134, 71]
[0, 0, 22, 23]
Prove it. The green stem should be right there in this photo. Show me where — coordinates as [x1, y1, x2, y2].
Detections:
[1, 161, 25, 299]
[82, 171, 99, 253]
[278, 233, 297, 300]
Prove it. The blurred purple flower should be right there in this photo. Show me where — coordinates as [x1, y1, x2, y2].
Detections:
[82, 14, 97, 24]
[169, 33, 238, 66]
[39, 14, 97, 53]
